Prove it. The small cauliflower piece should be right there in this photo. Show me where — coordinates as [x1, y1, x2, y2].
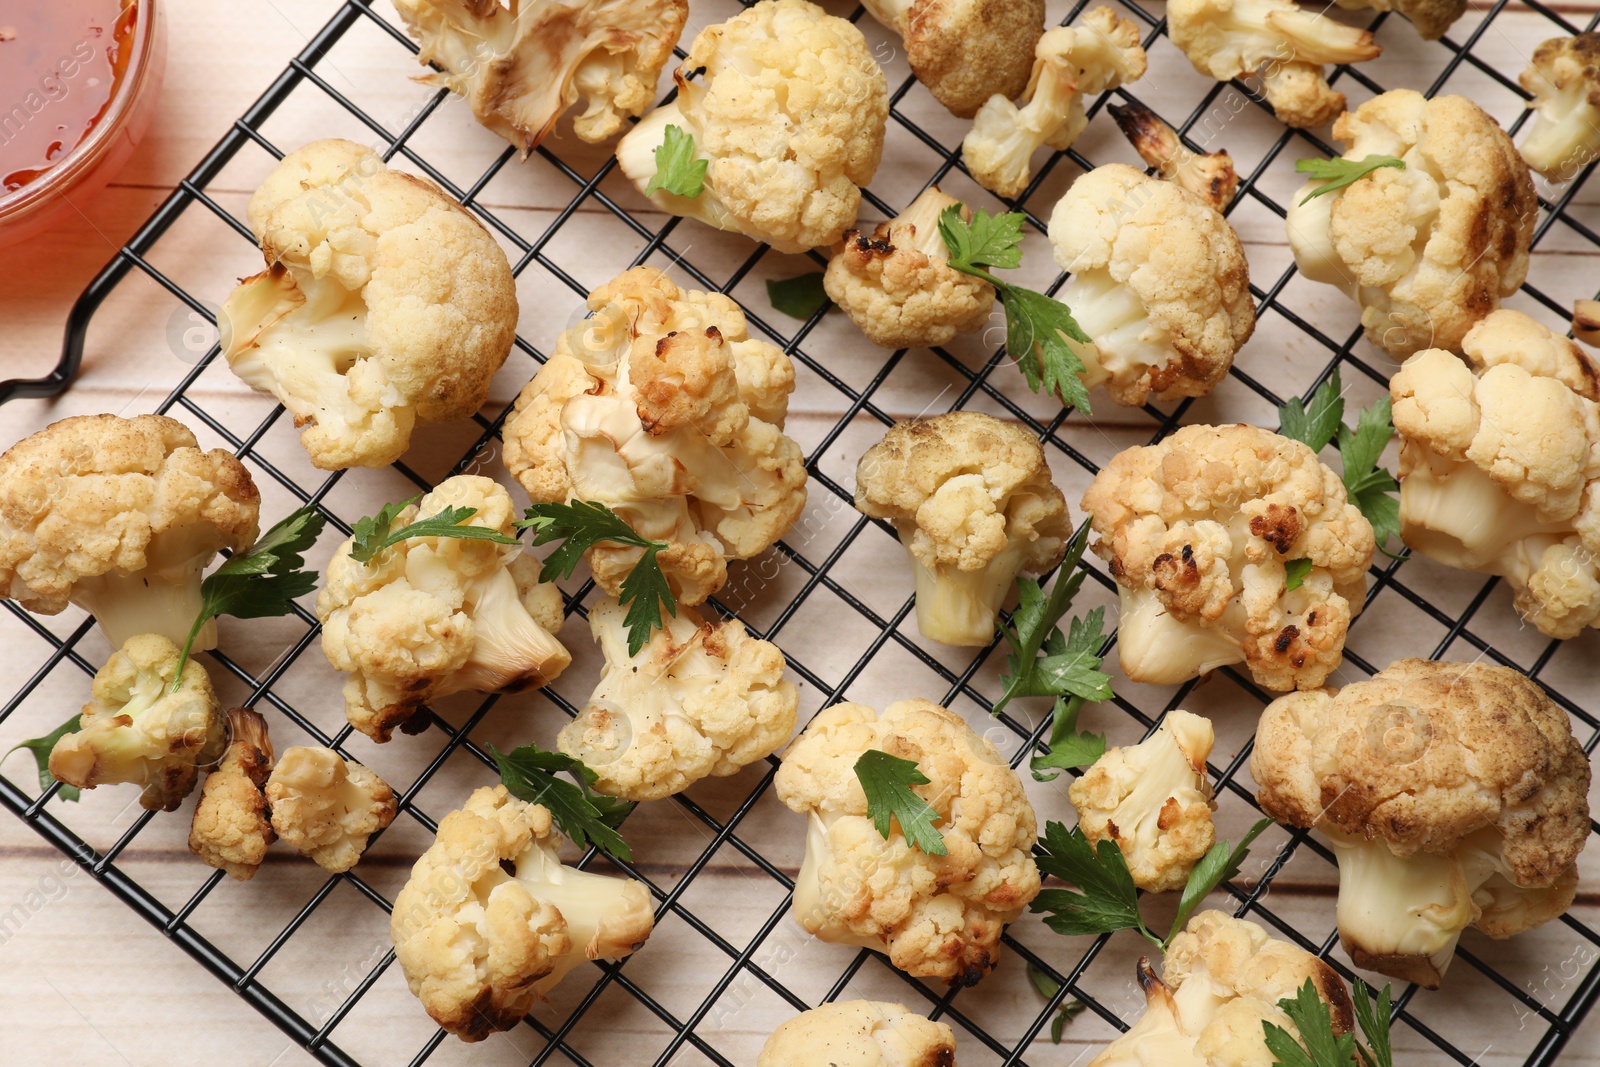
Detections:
[823, 187, 994, 350]
[1108, 99, 1239, 211]
[557, 596, 798, 801]
[219, 139, 518, 470]
[391, 785, 654, 1041]
[1391, 310, 1600, 638]
[0, 413, 260, 651]
[1081, 424, 1376, 691]
[1089, 911, 1355, 1067]
[266, 746, 397, 873]
[49, 634, 224, 812]
[1334, 0, 1464, 40]
[1286, 91, 1537, 360]
[758, 1000, 958, 1066]
[1518, 34, 1600, 182]
[1168, 0, 1381, 129]
[1252, 658, 1591, 989]
[774, 699, 1041, 986]
[963, 8, 1149, 199]
[615, 0, 888, 253]
[863, 0, 1046, 118]
[391, 0, 687, 152]
[1070, 710, 1216, 893]
[1048, 164, 1255, 407]
[503, 267, 807, 608]
[317, 475, 571, 742]
[854, 412, 1071, 647]
[189, 708, 276, 881]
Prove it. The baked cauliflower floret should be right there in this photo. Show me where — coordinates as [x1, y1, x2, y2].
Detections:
[1391, 311, 1600, 638]
[1335, 0, 1464, 39]
[391, 785, 654, 1041]
[854, 412, 1071, 647]
[265, 746, 397, 873]
[1090, 911, 1356, 1067]
[1048, 164, 1255, 407]
[1070, 710, 1216, 893]
[0, 413, 260, 651]
[503, 267, 807, 608]
[317, 476, 570, 742]
[615, 0, 888, 253]
[391, 0, 687, 152]
[1081, 424, 1376, 691]
[1518, 34, 1600, 182]
[863, 0, 1046, 118]
[774, 699, 1041, 986]
[219, 139, 518, 470]
[1168, 0, 1381, 129]
[556, 597, 798, 801]
[48, 634, 224, 812]
[1108, 99, 1239, 211]
[1252, 658, 1591, 989]
[823, 186, 994, 350]
[963, 8, 1148, 200]
[1286, 91, 1537, 360]
[189, 708, 276, 881]
[758, 1000, 958, 1066]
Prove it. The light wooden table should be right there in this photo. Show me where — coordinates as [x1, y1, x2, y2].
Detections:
[2, 2, 1599, 1065]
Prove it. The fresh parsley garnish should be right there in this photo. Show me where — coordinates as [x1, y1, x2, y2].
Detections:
[490, 742, 635, 861]
[4, 714, 83, 802]
[172, 505, 326, 692]
[1284, 557, 1314, 591]
[1351, 979, 1395, 1067]
[349, 496, 519, 565]
[645, 124, 708, 199]
[938, 205, 1094, 412]
[1277, 369, 1401, 553]
[1027, 962, 1088, 1043]
[767, 272, 830, 320]
[518, 500, 677, 656]
[1165, 817, 1273, 946]
[854, 749, 948, 856]
[1265, 976, 1395, 1067]
[1295, 155, 1406, 204]
[1031, 697, 1109, 781]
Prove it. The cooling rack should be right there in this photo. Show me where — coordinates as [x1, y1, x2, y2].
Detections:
[2, 0, 1599, 1064]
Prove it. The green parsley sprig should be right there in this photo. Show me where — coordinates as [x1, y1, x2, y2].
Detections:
[349, 496, 519, 565]
[854, 749, 948, 856]
[1027, 962, 1088, 1043]
[1284, 557, 1314, 591]
[4, 714, 83, 801]
[1295, 155, 1407, 204]
[518, 501, 676, 656]
[1277, 368, 1401, 553]
[938, 205, 1095, 412]
[645, 124, 708, 199]
[767, 272, 831, 320]
[1266, 977, 1394, 1067]
[491, 742, 635, 861]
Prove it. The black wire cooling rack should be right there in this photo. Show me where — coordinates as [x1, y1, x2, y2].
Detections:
[3, 0, 1600, 1064]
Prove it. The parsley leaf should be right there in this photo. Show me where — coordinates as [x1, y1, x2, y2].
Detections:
[645, 124, 708, 199]
[4, 714, 83, 802]
[1277, 369, 1401, 555]
[995, 525, 1092, 713]
[1267, 978, 1360, 1067]
[1279, 374, 1345, 453]
[490, 742, 635, 861]
[767, 272, 831, 320]
[1284, 557, 1314, 591]
[519, 501, 677, 656]
[1352, 980, 1394, 1067]
[854, 749, 948, 856]
[1018, 607, 1115, 705]
[1027, 963, 1088, 1044]
[349, 497, 519, 565]
[1164, 817, 1273, 948]
[938, 204, 1094, 412]
[172, 505, 326, 692]
[1032, 821, 1156, 947]
[1030, 697, 1108, 781]
[1295, 155, 1406, 204]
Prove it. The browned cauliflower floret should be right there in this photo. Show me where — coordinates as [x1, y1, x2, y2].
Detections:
[1335, 0, 1464, 40]
[391, 785, 655, 1041]
[1048, 164, 1255, 407]
[615, 0, 888, 253]
[1081, 424, 1376, 691]
[1391, 310, 1600, 638]
[758, 1000, 958, 1065]
[1070, 710, 1216, 893]
[774, 699, 1041, 986]
[1108, 99, 1239, 211]
[1168, 0, 1381, 129]
[823, 187, 994, 350]
[1090, 911, 1356, 1066]
[503, 267, 807, 608]
[219, 139, 518, 470]
[0, 413, 260, 651]
[863, 0, 1046, 118]
[189, 708, 276, 881]
[1252, 658, 1591, 988]
[265, 746, 397, 874]
[1519, 33, 1600, 182]
[1287, 91, 1537, 360]
[391, 0, 688, 153]
[854, 412, 1071, 647]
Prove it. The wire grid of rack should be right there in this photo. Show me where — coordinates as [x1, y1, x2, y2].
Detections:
[2, 0, 1599, 1064]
